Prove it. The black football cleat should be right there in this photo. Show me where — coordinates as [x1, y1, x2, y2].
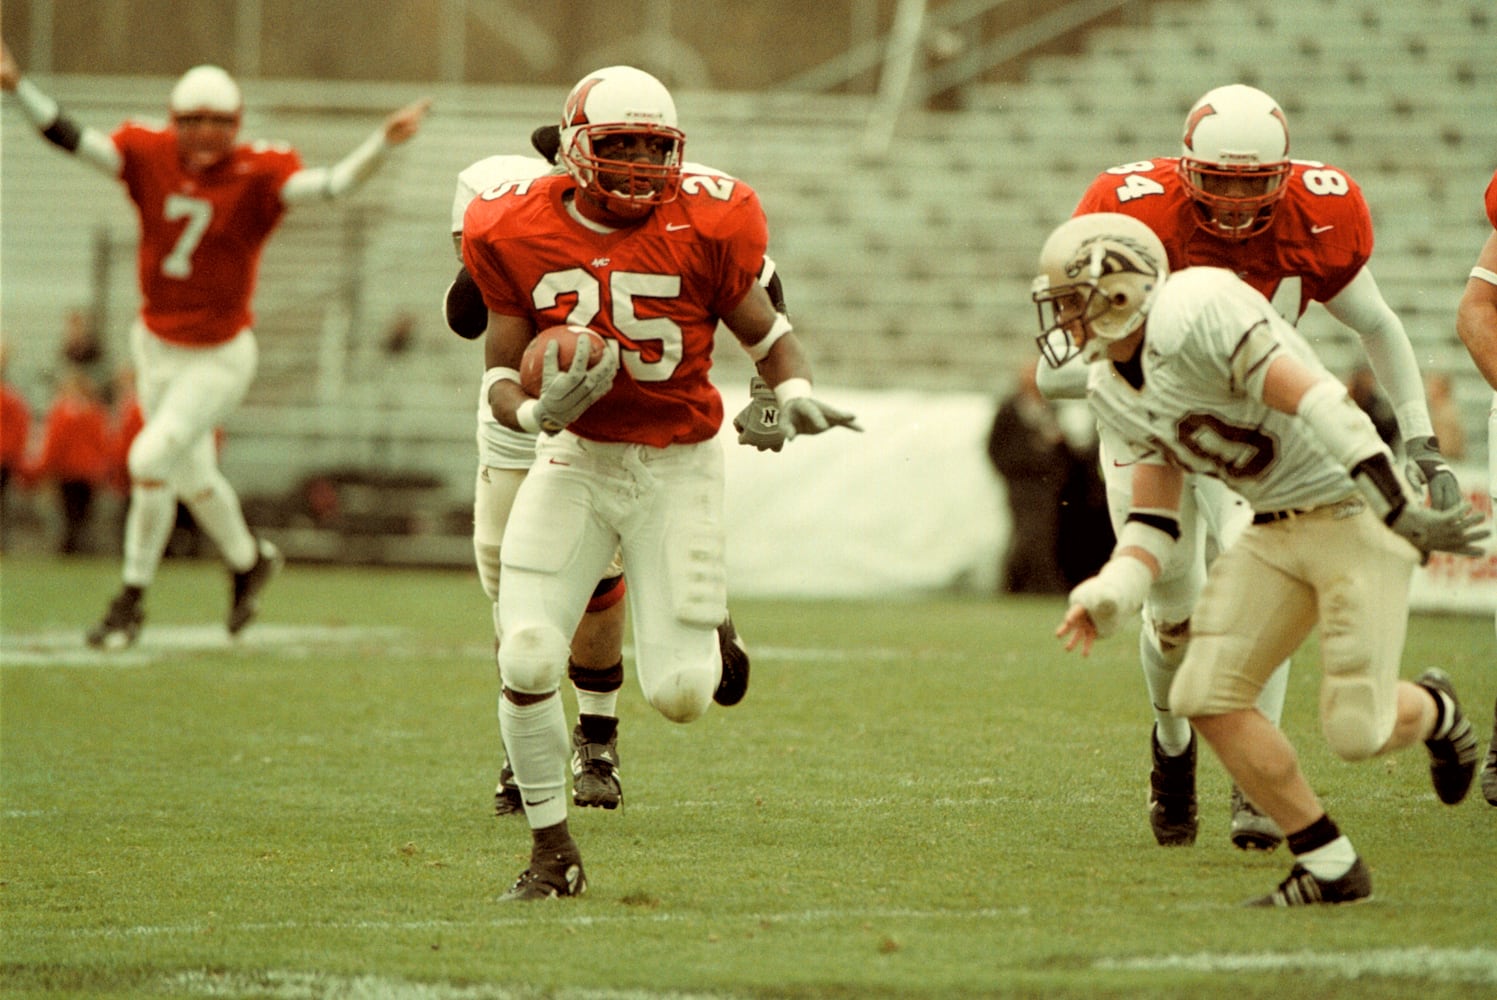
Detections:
[498, 843, 586, 901]
[1418, 669, 1478, 805]
[1229, 785, 1284, 852]
[1245, 858, 1372, 907]
[713, 615, 750, 706]
[494, 762, 523, 817]
[86, 589, 145, 650]
[1148, 728, 1198, 847]
[571, 724, 622, 810]
[228, 538, 284, 636]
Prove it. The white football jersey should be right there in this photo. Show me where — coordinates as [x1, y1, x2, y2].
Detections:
[1087, 267, 1378, 513]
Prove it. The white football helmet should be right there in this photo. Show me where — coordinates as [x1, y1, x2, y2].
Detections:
[1032, 213, 1169, 367]
[169, 65, 242, 116]
[1178, 84, 1291, 240]
[559, 65, 684, 217]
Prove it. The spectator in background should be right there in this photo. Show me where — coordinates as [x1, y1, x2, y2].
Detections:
[59, 308, 109, 390]
[1, 39, 429, 648]
[0, 343, 32, 551]
[987, 357, 1070, 594]
[27, 368, 112, 554]
[1346, 364, 1398, 448]
[1424, 372, 1466, 463]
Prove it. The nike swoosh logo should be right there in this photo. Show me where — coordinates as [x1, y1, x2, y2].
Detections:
[1311, 224, 1334, 234]
[523, 797, 555, 807]
[548, 458, 571, 466]
[666, 223, 691, 231]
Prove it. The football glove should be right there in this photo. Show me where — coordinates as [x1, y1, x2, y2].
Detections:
[733, 376, 789, 452]
[1387, 501, 1488, 559]
[1067, 556, 1151, 639]
[1403, 436, 1462, 510]
[534, 336, 617, 434]
[781, 396, 862, 441]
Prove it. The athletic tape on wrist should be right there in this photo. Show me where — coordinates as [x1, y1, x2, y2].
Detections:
[773, 377, 812, 406]
[515, 399, 542, 434]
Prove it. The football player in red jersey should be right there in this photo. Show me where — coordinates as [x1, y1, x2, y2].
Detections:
[1042, 84, 1461, 852]
[1, 41, 430, 649]
[1456, 167, 1497, 806]
[446, 131, 788, 819]
[463, 65, 858, 900]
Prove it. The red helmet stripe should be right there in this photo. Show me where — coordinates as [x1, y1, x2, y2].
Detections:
[564, 77, 604, 128]
[1182, 103, 1215, 150]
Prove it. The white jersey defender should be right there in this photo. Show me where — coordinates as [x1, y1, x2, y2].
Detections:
[1089, 266, 1374, 514]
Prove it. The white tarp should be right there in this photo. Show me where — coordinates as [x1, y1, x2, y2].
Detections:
[719, 385, 1496, 618]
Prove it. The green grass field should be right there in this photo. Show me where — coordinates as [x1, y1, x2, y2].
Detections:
[2, 554, 1494, 999]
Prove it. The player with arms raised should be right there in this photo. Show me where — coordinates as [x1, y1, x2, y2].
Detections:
[462, 66, 857, 900]
[1036, 212, 1486, 906]
[0, 40, 429, 648]
[1043, 84, 1460, 851]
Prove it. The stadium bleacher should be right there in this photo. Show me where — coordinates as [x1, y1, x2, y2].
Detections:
[2, 0, 1491, 532]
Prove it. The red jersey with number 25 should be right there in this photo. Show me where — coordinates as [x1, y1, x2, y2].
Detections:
[113, 122, 302, 346]
[463, 170, 767, 447]
[1074, 157, 1374, 322]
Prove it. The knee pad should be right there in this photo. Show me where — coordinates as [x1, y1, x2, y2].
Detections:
[644, 667, 712, 724]
[1321, 675, 1387, 762]
[497, 624, 568, 696]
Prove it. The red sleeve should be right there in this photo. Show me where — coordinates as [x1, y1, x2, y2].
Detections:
[461, 199, 531, 318]
[0, 388, 30, 467]
[1484, 169, 1497, 230]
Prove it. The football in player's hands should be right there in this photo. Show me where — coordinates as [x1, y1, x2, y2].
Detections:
[520, 325, 608, 397]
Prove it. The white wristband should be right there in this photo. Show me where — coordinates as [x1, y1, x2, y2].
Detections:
[773, 377, 812, 406]
[1471, 266, 1497, 288]
[481, 366, 520, 400]
[13, 77, 60, 129]
[515, 399, 542, 434]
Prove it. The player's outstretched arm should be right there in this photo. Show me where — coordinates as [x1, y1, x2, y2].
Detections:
[280, 97, 431, 204]
[1, 39, 121, 176]
[728, 284, 860, 446]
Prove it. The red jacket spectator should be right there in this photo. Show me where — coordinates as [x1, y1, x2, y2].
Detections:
[0, 378, 30, 475]
[29, 371, 111, 485]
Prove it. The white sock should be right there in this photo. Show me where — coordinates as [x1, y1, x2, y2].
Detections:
[574, 687, 619, 718]
[1296, 835, 1357, 881]
[498, 692, 569, 830]
[1140, 627, 1192, 755]
[122, 484, 178, 587]
[182, 471, 257, 570]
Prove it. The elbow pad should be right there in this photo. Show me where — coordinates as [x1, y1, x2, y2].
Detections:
[1295, 380, 1386, 469]
[445, 267, 487, 340]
